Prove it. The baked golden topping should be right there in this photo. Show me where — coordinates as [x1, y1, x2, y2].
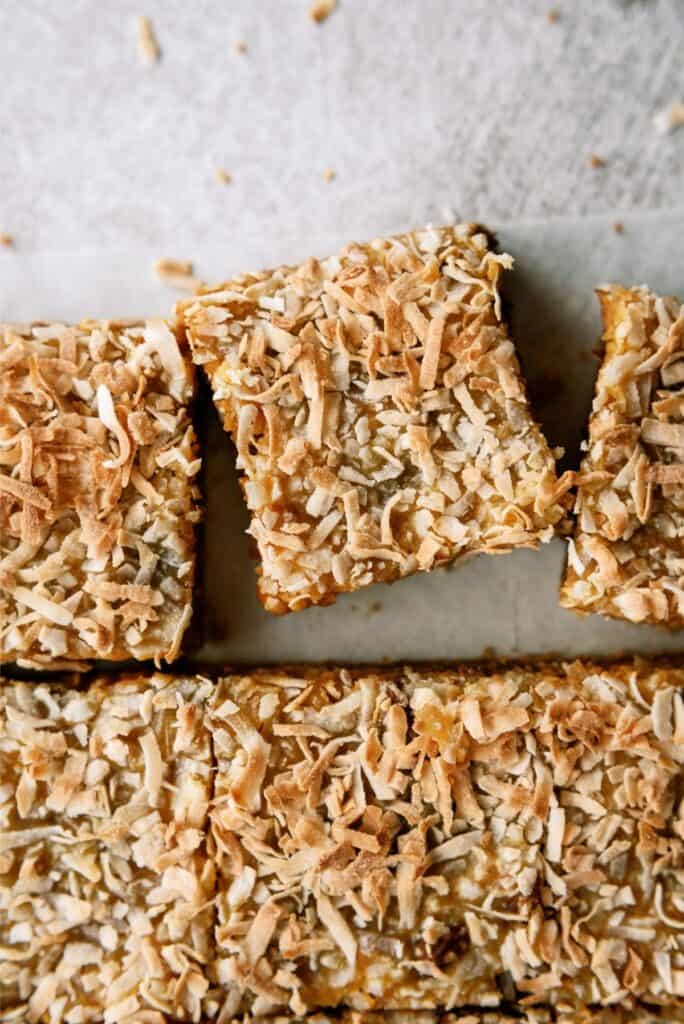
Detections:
[0, 320, 201, 667]
[0, 673, 214, 1023]
[561, 285, 684, 626]
[208, 661, 684, 1016]
[4, 660, 682, 1020]
[179, 226, 571, 614]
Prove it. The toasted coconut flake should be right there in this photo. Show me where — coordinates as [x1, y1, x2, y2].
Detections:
[316, 892, 357, 967]
[642, 418, 684, 448]
[654, 101, 684, 135]
[11, 585, 74, 626]
[139, 728, 163, 805]
[309, 0, 337, 23]
[246, 899, 282, 964]
[154, 259, 200, 292]
[97, 384, 132, 469]
[419, 314, 446, 390]
[428, 830, 483, 865]
[137, 15, 160, 62]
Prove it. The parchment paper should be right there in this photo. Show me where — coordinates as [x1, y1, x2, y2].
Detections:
[3, 209, 684, 664]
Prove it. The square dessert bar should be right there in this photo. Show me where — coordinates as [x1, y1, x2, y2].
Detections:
[561, 285, 684, 626]
[208, 660, 684, 1016]
[180, 226, 572, 613]
[0, 672, 214, 1024]
[0, 320, 201, 667]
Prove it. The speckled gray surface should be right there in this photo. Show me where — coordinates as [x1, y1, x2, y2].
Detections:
[0, 0, 683, 252]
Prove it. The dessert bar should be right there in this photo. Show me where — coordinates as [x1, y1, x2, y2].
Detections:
[0, 673, 214, 1023]
[0, 320, 200, 667]
[180, 227, 571, 613]
[208, 660, 684, 1015]
[561, 285, 684, 626]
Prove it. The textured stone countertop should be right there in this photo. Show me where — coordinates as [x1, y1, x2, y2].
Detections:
[0, 0, 682, 256]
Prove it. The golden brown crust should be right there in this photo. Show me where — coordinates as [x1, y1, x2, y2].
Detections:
[561, 284, 684, 626]
[179, 226, 571, 615]
[0, 672, 215, 1023]
[208, 660, 684, 1016]
[0, 319, 201, 667]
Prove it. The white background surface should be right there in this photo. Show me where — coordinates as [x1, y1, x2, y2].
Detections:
[0, 0, 683, 256]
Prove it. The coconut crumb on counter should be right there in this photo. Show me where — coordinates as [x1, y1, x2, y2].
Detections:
[178, 225, 572, 615]
[547, 8, 561, 23]
[561, 284, 684, 627]
[588, 154, 606, 169]
[207, 660, 684, 1016]
[309, 0, 338, 23]
[654, 101, 684, 135]
[155, 257, 201, 291]
[0, 233, 13, 247]
[0, 673, 214, 1022]
[233, 39, 248, 55]
[612, 221, 625, 234]
[0, 319, 201, 666]
[137, 14, 161, 63]
[323, 167, 336, 182]
[215, 167, 233, 185]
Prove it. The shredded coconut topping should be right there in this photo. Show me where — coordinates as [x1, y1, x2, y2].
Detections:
[0, 673, 214, 1023]
[2, 661, 684, 1019]
[179, 226, 571, 613]
[561, 285, 684, 627]
[0, 319, 201, 666]
[208, 660, 684, 1015]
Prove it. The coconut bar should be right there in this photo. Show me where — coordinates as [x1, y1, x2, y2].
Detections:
[208, 659, 684, 1015]
[213, 1015, 554, 1024]
[0, 672, 214, 1024]
[0, 319, 201, 667]
[215, 1013, 679, 1024]
[561, 285, 684, 625]
[179, 226, 572, 613]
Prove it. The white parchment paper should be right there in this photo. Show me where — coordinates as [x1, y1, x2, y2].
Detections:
[3, 210, 684, 664]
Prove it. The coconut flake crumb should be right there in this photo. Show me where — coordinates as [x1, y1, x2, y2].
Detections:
[154, 258, 201, 291]
[323, 167, 336, 182]
[233, 39, 248, 55]
[137, 15, 160, 63]
[588, 154, 606, 169]
[0, 233, 13, 247]
[654, 101, 684, 135]
[309, 0, 337, 23]
[215, 166, 232, 185]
